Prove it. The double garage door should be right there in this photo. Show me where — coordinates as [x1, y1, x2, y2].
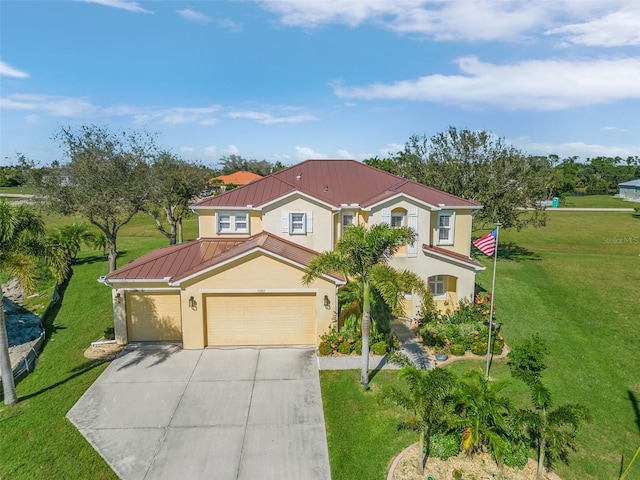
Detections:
[206, 293, 316, 346]
[126, 292, 317, 346]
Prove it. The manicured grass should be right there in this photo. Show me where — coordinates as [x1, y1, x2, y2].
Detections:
[320, 370, 416, 480]
[0, 213, 197, 479]
[0, 186, 35, 195]
[323, 211, 640, 480]
[560, 194, 634, 208]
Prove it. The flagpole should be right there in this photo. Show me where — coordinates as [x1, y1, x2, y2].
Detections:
[485, 221, 501, 378]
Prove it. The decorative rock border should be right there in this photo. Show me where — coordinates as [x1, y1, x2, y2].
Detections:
[387, 442, 418, 480]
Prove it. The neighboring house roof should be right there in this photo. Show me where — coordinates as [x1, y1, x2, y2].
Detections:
[619, 179, 640, 187]
[105, 232, 345, 284]
[421, 244, 486, 271]
[210, 171, 263, 185]
[194, 159, 480, 210]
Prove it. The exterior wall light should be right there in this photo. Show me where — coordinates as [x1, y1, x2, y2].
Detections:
[323, 294, 331, 309]
[115, 292, 122, 304]
[189, 296, 197, 310]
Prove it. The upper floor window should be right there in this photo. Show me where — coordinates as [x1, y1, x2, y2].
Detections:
[428, 275, 446, 297]
[281, 211, 313, 235]
[437, 211, 454, 245]
[391, 209, 406, 228]
[290, 212, 306, 234]
[217, 211, 249, 234]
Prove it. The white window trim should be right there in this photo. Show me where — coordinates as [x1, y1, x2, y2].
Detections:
[289, 212, 307, 235]
[428, 275, 447, 298]
[437, 211, 455, 246]
[391, 211, 406, 228]
[217, 211, 249, 234]
[340, 211, 355, 237]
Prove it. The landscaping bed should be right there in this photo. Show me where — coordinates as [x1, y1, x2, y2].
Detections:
[389, 443, 562, 480]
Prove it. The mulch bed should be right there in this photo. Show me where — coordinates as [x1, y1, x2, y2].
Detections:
[389, 443, 562, 480]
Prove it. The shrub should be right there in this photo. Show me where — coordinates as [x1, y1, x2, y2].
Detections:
[429, 431, 461, 460]
[471, 341, 487, 356]
[501, 442, 529, 469]
[371, 341, 388, 355]
[317, 341, 331, 356]
[491, 337, 504, 355]
[338, 342, 352, 355]
[450, 344, 466, 356]
[354, 339, 362, 355]
[103, 327, 115, 340]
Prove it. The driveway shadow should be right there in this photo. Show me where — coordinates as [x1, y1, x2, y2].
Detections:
[116, 343, 183, 370]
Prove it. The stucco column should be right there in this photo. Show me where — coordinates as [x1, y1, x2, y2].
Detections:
[113, 289, 127, 345]
[181, 290, 206, 349]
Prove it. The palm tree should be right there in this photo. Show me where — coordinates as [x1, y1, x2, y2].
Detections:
[380, 364, 457, 473]
[303, 223, 423, 389]
[456, 369, 513, 464]
[48, 222, 102, 265]
[516, 381, 591, 480]
[0, 200, 67, 405]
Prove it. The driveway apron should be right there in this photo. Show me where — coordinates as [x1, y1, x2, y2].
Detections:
[67, 344, 331, 480]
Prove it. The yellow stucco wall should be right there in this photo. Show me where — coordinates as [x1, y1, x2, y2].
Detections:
[196, 209, 262, 238]
[429, 210, 473, 256]
[179, 252, 337, 348]
[261, 195, 334, 252]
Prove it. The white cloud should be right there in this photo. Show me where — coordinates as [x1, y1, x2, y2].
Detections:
[546, 8, 640, 47]
[379, 143, 404, 156]
[333, 56, 640, 111]
[204, 146, 218, 157]
[0, 61, 29, 78]
[518, 140, 639, 159]
[217, 19, 242, 32]
[295, 146, 327, 160]
[260, 1, 640, 45]
[336, 149, 352, 159]
[227, 110, 317, 124]
[177, 8, 212, 23]
[0, 94, 99, 117]
[225, 145, 240, 155]
[78, 0, 152, 14]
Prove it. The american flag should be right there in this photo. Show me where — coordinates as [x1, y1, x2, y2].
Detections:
[473, 229, 497, 256]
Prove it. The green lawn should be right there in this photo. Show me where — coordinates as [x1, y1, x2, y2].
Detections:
[323, 211, 640, 480]
[0, 213, 192, 479]
[2, 209, 639, 479]
[559, 194, 634, 208]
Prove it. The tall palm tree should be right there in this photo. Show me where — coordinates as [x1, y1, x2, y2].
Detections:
[303, 223, 423, 389]
[380, 365, 457, 473]
[0, 200, 66, 405]
[516, 381, 591, 480]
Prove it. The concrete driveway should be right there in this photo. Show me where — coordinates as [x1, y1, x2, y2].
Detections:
[67, 345, 331, 480]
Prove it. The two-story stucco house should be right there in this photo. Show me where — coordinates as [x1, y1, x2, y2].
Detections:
[103, 160, 484, 349]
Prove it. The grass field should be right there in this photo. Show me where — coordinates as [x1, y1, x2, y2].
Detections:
[560, 194, 637, 208]
[322, 209, 640, 480]
[1, 206, 639, 479]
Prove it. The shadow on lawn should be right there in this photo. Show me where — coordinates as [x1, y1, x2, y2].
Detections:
[41, 270, 72, 347]
[629, 390, 640, 434]
[497, 242, 541, 261]
[18, 359, 107, 402]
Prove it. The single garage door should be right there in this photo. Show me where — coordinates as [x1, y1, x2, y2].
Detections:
[206, 293, 316, 346]
[127, 292, 182, 341]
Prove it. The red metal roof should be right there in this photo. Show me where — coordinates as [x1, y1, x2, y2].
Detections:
[105, 232, 345, 283]
[421, 244, 485, 271]
[193, 160, 480, 209]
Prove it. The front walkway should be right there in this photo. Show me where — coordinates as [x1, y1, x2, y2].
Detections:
[67, 345, 330, 480]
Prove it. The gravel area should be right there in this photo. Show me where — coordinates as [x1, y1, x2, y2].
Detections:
[390, 443, 562, 480]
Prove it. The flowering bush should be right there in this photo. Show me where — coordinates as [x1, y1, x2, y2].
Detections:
[317, 326, 400, 356]
[419, 293, 505, 356]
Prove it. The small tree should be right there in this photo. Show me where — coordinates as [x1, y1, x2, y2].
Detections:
[38, 125, 155, 272]
[509, 336, 592, 479]
[380, 365, 457, 473]
[48, 223, 103, 265]
[144, 151, 209, 244]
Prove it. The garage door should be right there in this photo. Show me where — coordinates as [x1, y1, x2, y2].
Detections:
[127, 292, 182, 341]
[206, 293, 316, 346]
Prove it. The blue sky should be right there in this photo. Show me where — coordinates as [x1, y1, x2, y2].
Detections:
[1, 0, 639, 168]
